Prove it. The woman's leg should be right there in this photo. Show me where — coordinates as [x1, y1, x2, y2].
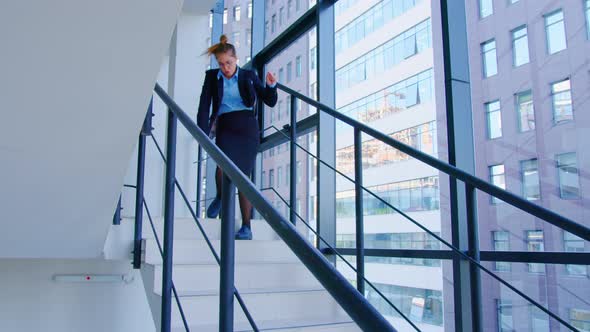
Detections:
[238, 191, 252, 228]
[215, 166, 222, 199]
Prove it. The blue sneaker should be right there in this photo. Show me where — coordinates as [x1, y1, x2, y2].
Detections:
[206, 197, 221, 218]
[235, 226, 253, 240]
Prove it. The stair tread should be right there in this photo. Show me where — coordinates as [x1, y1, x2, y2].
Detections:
[170, 316, 358, 332]
[155, 286, 325, 297]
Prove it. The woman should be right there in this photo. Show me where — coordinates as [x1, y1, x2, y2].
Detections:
[197, 35, 278, 240]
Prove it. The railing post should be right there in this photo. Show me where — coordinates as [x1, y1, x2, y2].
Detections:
[161, 106, 177, 332]
[353, 128, 365, 295]
[289, 95, 297, 225]
[465, 183, 482, 332]
[196, 146, 203, 216]
[113, 194, 122, 225]
[133, 98, 153, 269]
[219, 173, 236, 332]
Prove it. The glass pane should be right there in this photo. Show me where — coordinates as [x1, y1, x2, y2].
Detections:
[262, 30, 315, 137]
[480, 263, 590, 331]
[335, 1, 453, 329]
[221, 0, 253, 63]
[265, 0, 312, 46]
[464, 2, 590, 330]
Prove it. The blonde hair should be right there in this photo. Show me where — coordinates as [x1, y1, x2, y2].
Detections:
[205, 34, 237, 57]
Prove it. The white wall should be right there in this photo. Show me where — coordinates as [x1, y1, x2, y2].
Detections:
[122, 12, 211, 219]
[0, 259, 155, 332]
[0, 0, 183, 259]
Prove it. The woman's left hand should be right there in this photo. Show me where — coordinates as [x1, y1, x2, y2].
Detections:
[266, 72, 277, 86]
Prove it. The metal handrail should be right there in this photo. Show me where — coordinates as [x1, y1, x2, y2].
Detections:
[275, 83, 590, 242]
[153, 83, 397, 332]
[149, 133, 261, 332]
[261, 121, 583, 331]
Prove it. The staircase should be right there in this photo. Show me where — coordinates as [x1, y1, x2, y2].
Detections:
[138, 217, 362, 331]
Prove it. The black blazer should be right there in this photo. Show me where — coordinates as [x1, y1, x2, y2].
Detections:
[197, 68, 278, 135]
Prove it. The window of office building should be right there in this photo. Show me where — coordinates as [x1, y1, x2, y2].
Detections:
[337, 69, 434, 125]
[367, 283, 443, 326]
[557, 152, 580, 199]
[233, 6, 241, 22]
[287, 0, 292, 18]
[269, 169, 274, 187]
[336, 19, 431, 90]
[482, 39, 498, 78]
[248, 2, 253, 18]
[296, 56, 302, 77]
[279, 7, 284, 26]
[489, 165, 505, 204]
[564, 232, 588, 275]
[296, 161, 302, 183]
[485, 100, 502, 139]
[530, 305, 550, 332]
[337, 232, 441, 266]
[545, 9, 567, 54]
[261, 171, 266, 187]
[521, 159, 540, 200]
[232, 32, 240, 48]
[334, 0, 422, 53]
[278, 67, 284, 82]
[287, 61, 292, 82]
[586, 0, 590, 39]
[336, 122, 437, 175]
[492, 231, 511, 272]
[570, 309, 590, 331]
[551, 78, 573, 123]
[286, 163, 290, 185]
[516, 90, 535, 131]
[336, 177, 439, 217]
[296, 0, 301, 11]
[512, 25, 530, 66]
[310, 47, 316, 70]
[277, 167, 282, 187]
[271, 14, 276, 33]
[497, 300, 514, 332]
[526, 230, 545, 273]
[480, 0, 493, 18]
[223, 8, 228, 24]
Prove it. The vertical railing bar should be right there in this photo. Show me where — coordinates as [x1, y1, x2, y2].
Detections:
[353, 127, 365, 295]
[290, 94, 297, 225]
[219, 174, 236, 332]
[133, 100, 152, 269]
[196, 146, 203, 216]
[161, 107, 177, 332]
[465, 183, 482, 332]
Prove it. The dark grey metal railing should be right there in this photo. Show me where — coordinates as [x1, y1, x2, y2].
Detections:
[266, 84, 589, 332]
[153, 83, 397, 332]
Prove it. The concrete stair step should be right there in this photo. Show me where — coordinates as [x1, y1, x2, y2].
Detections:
[144, 239, 300, 265]
[169, 289, 351, 328]
[171, 320, 360, 332]
[149, 262, 322, 295]
[141, 218, 279, 241]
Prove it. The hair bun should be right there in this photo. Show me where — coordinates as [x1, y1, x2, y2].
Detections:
[220, 34, 228, 44]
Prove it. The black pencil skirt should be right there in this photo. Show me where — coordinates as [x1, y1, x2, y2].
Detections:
[215, 110, 260, 176]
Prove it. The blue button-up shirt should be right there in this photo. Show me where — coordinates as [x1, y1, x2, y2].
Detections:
[217, 68, 251, 116]
[217, 68, 277, 116]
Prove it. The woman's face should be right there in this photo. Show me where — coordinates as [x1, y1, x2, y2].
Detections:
[216, 51, 238, 78]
